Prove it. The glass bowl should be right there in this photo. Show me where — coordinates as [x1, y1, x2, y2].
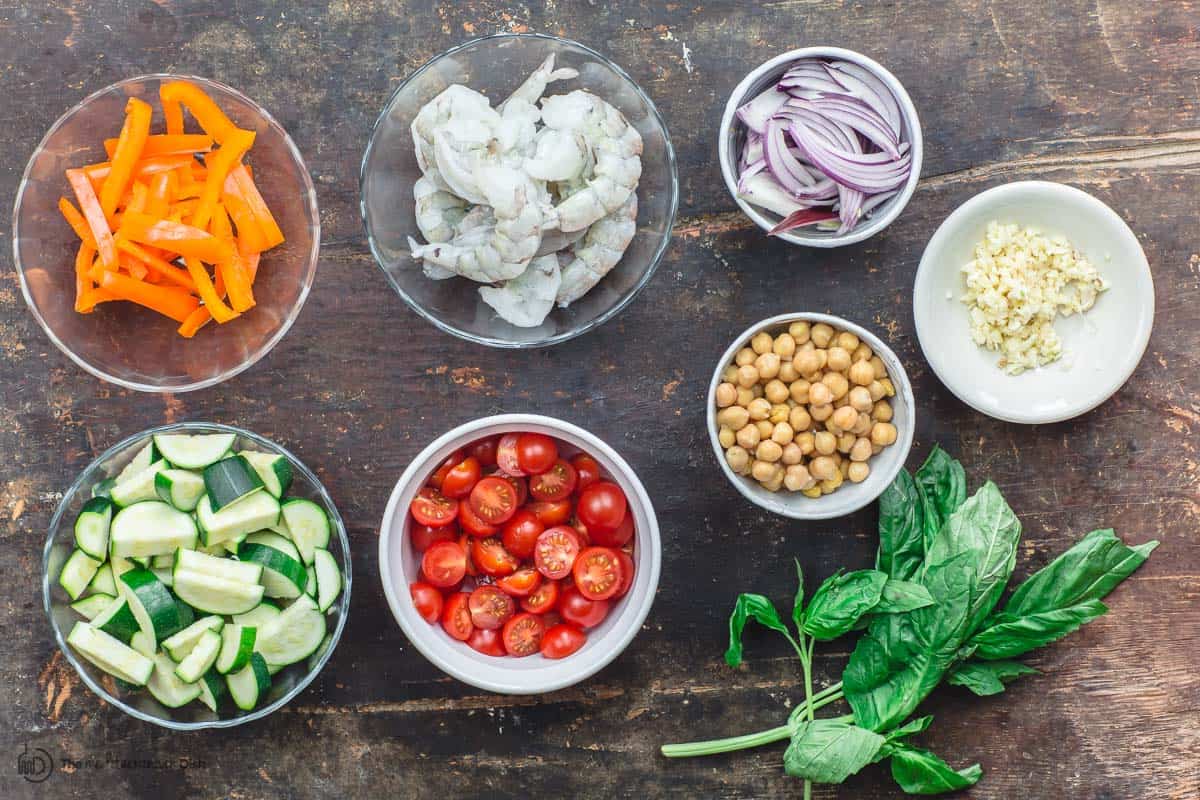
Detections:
[13, 75, 320, 392]
[360, 33, 678, 348]
[42, 422, 351, 730]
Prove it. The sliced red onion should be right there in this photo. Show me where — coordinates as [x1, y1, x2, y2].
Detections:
[737, 171, 810, 217]
[790, 96, 900, 159]
[763, 117, 817, 195]
[736, 158, 767, 194]
[736, 86, 789, 134]
[769, 208, 838, 235]
[789, 122, 910, 194]
[827, 60, 903, 135]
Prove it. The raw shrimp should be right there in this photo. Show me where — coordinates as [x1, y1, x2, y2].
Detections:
[540, 91, 643, 232]
[414, 174, 470, 243]
[500, 54, 578, 111]
[479, 253, 562, 328]
[556, 193, 637, 306]
[535, 226, 587, 257]
[411, 85, 497, 174]
[433, 98, 541, 204]
[524, 127, 589, 183]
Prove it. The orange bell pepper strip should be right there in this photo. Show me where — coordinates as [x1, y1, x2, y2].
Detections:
[119, 253, 149, 281]
[211, 206, 255, 312]
[104, 133, 213, 159]
[190, 128, 255, 232]
[65, 168, 118, 270]
[183, 256, 237, 323]
[119, 212, 234, 264]
[115, 240, 197, 293]
[74, 241, 96, 312]
[159, 81, 239, 143]
[84, 154, 194, 190]
[58, 197, 96, 248]
[145, 171, 174, 218]
[177, 259, 241, 337]
[88, 266, 200, 323]
[219, 178, 268, 253]
[77, 287, 116, 313]
[125, 182, 149, 216]
[224, 164, 284, 249]
[99, 97, 153, 219]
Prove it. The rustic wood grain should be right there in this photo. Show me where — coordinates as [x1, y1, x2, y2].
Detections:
[1, 1, 1198, 798]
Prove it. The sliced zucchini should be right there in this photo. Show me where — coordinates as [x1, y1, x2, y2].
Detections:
[233, 601, 281, 627]
[115, 441, 160, 484]
[256, 594, 326, 668]
[239, 531, 307, 599]
[67, 621, 154, 686]
[227, 652, 271, 711]
[152, 567, 174, 587]
[74, 496, 114, 560]
[70, 593, 116, 620]
[110, 460, 170, 507]
[59, 549, 102, 600]
[312, 549, 342, 613]
[174, 548, 263, 585]
[280, 498, 331, 565]
[162, 616, 225, 661]
[154, 469, 207, 512]
[91, 596, 140, 643]
[128, 556, 150, 569]
[152, 433, 236, 470]
[304, 569, 317, 598]
[109, 501, 198, 558]
[118, 568, 192, 643]
[172, 570, 265, 615]
[129, 629, 157, 657]
[174, 629, 221, 683]
[147, 652, 202, 707]
[204, 455, 265, 512]
[88, 562, 117, 596]
[215, 624, 257, 674]
[238, 450, 293, 499]
[109, 554, 139, 578]
[196, 492, 280, 547]
[92, 477, 117, 499]
[196, 668, 228, 712]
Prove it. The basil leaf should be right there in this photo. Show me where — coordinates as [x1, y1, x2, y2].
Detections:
[914, 445, 967, 550]
[970, 600, 1108, 660]
[783, 719, 886, 783]
[996, 529, 1157, 621]
[947, 659, 1037, 696]
[925, 481, 1021, 637]
[792, 559, 805, 631]
[889, 745, 982, 794]
[877, 469, 926, 581]
[802, 570, 888, 640]
[872, 715, 935, 763]
[875, 580, 935, 614]
[844, 553, 975, 732]
[725, 594, 790, 667]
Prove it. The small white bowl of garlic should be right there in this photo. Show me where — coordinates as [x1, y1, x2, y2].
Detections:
[707, 312, 915, 520]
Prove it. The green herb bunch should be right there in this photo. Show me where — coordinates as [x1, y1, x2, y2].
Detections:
[661, 446, 1157, 796]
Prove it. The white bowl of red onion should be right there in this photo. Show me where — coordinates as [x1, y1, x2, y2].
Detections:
[719, 46, 923, 247]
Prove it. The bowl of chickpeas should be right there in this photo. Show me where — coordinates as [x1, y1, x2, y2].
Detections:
[708, 313, 914, 519]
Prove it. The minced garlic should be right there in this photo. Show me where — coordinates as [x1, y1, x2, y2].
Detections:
[961, 221, 1108, 375]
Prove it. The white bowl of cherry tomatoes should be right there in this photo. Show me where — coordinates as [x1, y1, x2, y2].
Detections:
[378, 414, 662, 694]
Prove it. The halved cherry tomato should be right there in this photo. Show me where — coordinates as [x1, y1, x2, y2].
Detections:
[421, 540, 466, 588]
[540, 610, 563, 629]
[571, 453, 602, 493]
[469, 476, 518, 525]
[411, 521, 458, 552]
[576, 481, 627, 535]
[502, 612, 545, 656]
[541, 623, 587, 659]
[441, 592, 474, 641]
[468, 436, 500, 467]
[503, 474, 528, 506]
[568, 515, 591, 545]
[441, 456, 481, 499]
[496, 433, 525, 477]
[534, 526, 582, 580]
[458, 534, 478, 577]
[411, 487, 459, 528]
[528, 499, 573, 526]
[501, 509, 544, 560]
[529, 459, 577, 502]
[468, 585, 516, 630]
[572, 547, 623, 601]
[472, 536, 519, 577]
[558, 584, 610, 629]
[497, 567, 541, 597]
[613, 549, 635, 598]
[459, 499, 499, 538]
[590, 508, 634, 548]
[429, 450, 464, 490]
[515, 433, 558, 474]
[467, 626, 506, 656]
[521, 578, 560, 614]
[410, 581, 444, 624]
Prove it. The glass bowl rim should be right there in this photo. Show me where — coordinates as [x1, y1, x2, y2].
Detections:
[358, 32, 679, 349]
[12, 73, 322, 393]
[42, 421, 352, 730]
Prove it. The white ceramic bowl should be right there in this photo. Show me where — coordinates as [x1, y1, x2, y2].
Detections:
[378, 414, 661, 694]
[913, 181, 1155, 424]
[718, 46, 923, 248]
[707, 313, 915, 519]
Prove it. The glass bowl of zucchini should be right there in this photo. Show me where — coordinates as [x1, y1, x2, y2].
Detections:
[42, 422, 351, 729]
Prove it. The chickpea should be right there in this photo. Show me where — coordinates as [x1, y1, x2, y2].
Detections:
[821, 471, 844, 493]
[866, 381, 884, 403]
[831, 451, 844, 466]
[747, 398, 771, 421]
[773, 333, 797, 359]
[751, 383, 764, 398]
[872, 400, 893, 422]
[757, 440, 783, 463]
[810, 455, 838, 481]
[870, 356, 887, 380]
[850, 436, 873, 462]
[811, 323, 834, 348]
[725, 446, 750, 474]
[735, 347, 756, 367]
[848, 462, 871, 483]
[793, 350, 822, 377]
[849, 360, 875, 387]
[826, 347, 852, 373]
[722, 365, 740, 383]
[789, 321, 811, 343]
[831, 405, 858, 432]
[788, 406, 812, 432]
[755, 420, 774, 439]
[837, 432, 856, 454]
[808, 381, 833, 406]
[810, 403, 834, 422]
[771, 422, 794, 445]
[801, 485, 822, 498]
[789, 379, 811, 404]
[779, 362, 798, 383]
[755, 352, 781, 380]
[851, 412, 874, 436]
[736, 386, 755, 406]
[814, 430, 837, 455]
[849, 386, 874, 412]
[716, 406, 749, 430]
[769, 404, 790, 424]
[784, 464, 815, 491]
[795, 431, 816, 455]
[835, 331, 860, 352]
[750, 459, 776, 482]
[751, 331, 774, 355]
[871, 422, 899, 446]
[718, 427, 736, 449]
[781, 442, 803, 465]
[852, 343, 873, 363]
[761, 379, 787, 405]
[736, 364, 758, 388]
[822, 372, 850, 401]
[716, 382, 737, 408]
[814, 349, 829, 370]
[879, 378, 896, 398]
[761, 466, 785, 493]
[736, 424, 761, 449]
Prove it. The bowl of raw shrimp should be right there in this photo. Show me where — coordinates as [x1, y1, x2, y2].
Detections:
[360, 33, 678, 348]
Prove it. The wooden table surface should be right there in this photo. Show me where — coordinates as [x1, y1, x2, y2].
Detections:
[2, 2, 1198, 798]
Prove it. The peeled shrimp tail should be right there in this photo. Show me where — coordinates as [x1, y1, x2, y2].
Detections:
[500, 53, 579, 111]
